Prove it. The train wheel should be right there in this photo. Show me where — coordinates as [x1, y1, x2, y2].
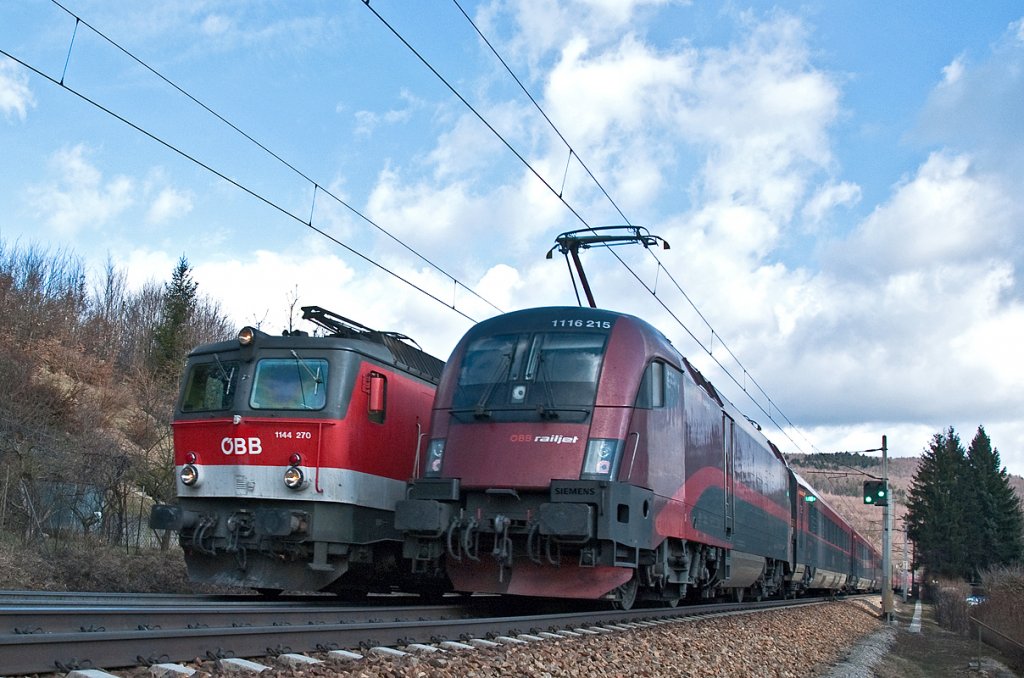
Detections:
[613, 576, 638, 610]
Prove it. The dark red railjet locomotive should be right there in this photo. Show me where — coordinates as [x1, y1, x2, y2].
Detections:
[397, 306, 802, 608]
[396, 229, 880, 607]
[150, 306, 444, 596]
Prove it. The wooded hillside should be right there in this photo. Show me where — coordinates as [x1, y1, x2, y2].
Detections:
[788, 451, 1024, 563]
[0, 240, 231, 564]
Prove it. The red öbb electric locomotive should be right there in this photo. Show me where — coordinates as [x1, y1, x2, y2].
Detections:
[150, 306, 445, 597]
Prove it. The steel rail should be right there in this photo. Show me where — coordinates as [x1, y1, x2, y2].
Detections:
[0, 589, 422, 606]
[0, 596, 837, 674]
[1, 601, 471, 635]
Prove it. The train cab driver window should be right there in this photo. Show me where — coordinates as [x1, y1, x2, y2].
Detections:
[250, 358, 328, 410]
[635, 361, 666, 409]
[181, 361, 239, 412]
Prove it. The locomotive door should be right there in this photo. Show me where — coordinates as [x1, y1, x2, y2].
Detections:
[723, 414, 735, 536]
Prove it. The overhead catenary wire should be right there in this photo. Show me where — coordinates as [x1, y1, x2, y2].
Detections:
[366, 1, 819, 455]
[40, 0, 505, 320]
[451, 0, 816, 453]
[0, 44, 482, 324]
[450, 0, 632, 224]
[12, 2, 814, 455]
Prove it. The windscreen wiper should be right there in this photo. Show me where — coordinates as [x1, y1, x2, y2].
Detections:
[212, 353, 235, 396]
[534, 353, 559, 419]
[290, 350, 323, 396]
[472, 353, 512, 419]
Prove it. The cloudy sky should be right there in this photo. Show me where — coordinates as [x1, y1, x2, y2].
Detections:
[2, 1, 1023, 476]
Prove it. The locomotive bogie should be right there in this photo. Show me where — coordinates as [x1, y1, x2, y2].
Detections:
[164, 497, 403, 591]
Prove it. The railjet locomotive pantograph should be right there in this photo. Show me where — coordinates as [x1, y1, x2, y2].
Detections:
[150, 306, 446, 597]
[396, 306, 880, 609]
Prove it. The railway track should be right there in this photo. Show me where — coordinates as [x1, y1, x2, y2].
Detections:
[0, 590, 467, 635]
[0, 591, 840, 675]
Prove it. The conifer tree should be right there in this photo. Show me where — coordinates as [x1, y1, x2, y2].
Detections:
[906, 427, 972, 578]
[150, 255, 198, 381]
[966, 426, 1023, 569]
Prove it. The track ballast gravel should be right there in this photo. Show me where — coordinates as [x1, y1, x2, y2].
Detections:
[164, 598, 884, 678]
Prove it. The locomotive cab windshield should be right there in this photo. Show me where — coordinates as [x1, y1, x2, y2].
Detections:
[250, 357, 328, 410]
[450, 330, 606, 423]
[181, 359, 239, 412]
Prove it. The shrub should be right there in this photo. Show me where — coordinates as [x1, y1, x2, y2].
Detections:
[975, 566, 1024, 664]
[0, 533, 230, 593]
[928, 577, 972, 633]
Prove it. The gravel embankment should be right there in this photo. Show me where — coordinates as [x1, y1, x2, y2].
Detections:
[159, 598, 884, 678]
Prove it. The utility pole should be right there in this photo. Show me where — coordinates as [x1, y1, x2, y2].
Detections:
[857, 436, 896, 620]
[902, 522, 909, 603]
[882, 434, 894, 622]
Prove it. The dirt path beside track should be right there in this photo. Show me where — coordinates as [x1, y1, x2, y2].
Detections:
[866, 598, 1020, 677]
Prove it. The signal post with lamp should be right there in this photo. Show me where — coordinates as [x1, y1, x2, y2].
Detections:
[861, 436, 894, 622]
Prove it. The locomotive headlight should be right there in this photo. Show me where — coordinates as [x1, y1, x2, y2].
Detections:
[180, 463, 200, 487]
[238, 326, 256, 345]
[283, 465, 306, 490]
[423, 439, 446, 478]
[580, 438, 624, 480]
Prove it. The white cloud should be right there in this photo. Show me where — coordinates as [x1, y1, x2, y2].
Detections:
[200, 14, 233, 38]
[193, 250, 357, 331]
[492, 0, 676, 65]
[475, 263, 523, 310]
[918, 19, 1024, 179]
[941, 54, 966, 86]
[427, 108, 516, 180]
[146, 186, 194, 225]
[183, 7, 341, 53]
[0, 59, 34, 121]
[29, 145, 134, 235]
[528, 13, 841, 229]
[118, 248, 178, 291]
[676, 17, 839, 221]
[678, 142, 1024, 459]
[353, 90, 419, 136]
[546, 34, 691, 145]
[365, 168, 478, 243]
[353, 110, 380, 136]
[802, 181, 861, 225]
[827, 152, 1015, 275]
[185, 248, 486, 358]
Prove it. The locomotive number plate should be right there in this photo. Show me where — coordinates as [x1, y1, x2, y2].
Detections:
[551, 319, 612, 329]
[274, 431, 313, 439]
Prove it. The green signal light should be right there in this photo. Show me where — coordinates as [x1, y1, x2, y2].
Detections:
[863, 480, 888, 506]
